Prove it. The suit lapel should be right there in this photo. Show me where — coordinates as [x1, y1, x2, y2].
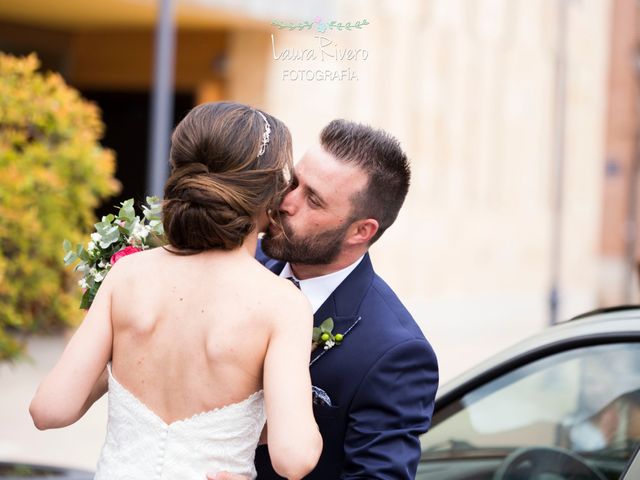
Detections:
[260, 248, 375, 367]
[308, 254, 374, 366]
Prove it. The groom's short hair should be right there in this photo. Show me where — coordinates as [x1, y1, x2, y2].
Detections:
[320, 119, 410, 244]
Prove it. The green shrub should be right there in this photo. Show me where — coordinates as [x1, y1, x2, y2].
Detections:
[0, 52, 120, 360]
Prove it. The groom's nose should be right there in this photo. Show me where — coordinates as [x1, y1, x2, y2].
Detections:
[280, 187, 299, 215]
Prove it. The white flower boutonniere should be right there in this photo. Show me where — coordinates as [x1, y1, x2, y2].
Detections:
[312, 317, 345, 351]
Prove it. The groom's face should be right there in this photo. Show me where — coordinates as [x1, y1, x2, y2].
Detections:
[262, 145, 368, 265]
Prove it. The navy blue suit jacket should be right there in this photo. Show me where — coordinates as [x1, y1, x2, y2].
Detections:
[255, 245, 439, 479]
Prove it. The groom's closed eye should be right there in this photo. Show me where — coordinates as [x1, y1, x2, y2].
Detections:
[289, 172, 326, 209]
[307, 194, 322, 208]
[303, 184, 326, 209]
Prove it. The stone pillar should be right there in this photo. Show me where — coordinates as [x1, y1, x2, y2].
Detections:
[226, 29, 271, 107]
[599, 0, 640, 305]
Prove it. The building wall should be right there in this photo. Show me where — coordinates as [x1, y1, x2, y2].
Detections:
[0, 0, 616, 381]
[257, 0, 611, 380]
[599, 0, 640, 306]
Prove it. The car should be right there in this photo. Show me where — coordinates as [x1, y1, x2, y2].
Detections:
[418, 305, 640, 480]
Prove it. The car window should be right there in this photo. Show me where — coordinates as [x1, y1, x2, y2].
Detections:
[419, 343, 640, 480]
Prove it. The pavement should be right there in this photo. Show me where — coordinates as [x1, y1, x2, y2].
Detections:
[0, 335, 107, 471]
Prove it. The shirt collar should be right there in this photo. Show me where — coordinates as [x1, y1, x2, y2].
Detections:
[280, 255, 365, 313]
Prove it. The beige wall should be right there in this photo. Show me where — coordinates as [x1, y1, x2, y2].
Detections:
[252, 0, 612, 380]
[599, 0, 640, 305]
[226, 30, 272, 107]
[0, 0, 614, 382]
[11, 0, 610, 381]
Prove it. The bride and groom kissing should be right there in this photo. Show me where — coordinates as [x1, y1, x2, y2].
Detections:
[30, 102, 439, 479]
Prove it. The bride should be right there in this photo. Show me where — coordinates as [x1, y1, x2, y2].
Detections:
[29, 102, 322, 479]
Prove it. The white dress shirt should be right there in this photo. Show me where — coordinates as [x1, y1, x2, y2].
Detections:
[279, 256, 365, 313]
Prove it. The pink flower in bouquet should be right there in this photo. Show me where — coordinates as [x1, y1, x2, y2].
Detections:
[110, 246, 142, 265]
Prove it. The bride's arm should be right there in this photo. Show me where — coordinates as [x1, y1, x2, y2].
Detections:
[77, 367, 109, 418]
[263, 285, 322, 479]
[29, 264, 117, 430]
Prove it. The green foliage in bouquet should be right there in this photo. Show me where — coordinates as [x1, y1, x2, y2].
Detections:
[0, 52, 120, 360]
[64, 197, 165, 310]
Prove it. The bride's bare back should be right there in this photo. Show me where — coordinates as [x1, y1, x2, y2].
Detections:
[110, 245, 296, 423]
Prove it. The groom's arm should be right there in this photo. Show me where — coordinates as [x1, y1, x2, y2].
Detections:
[341, 339, 439, 480]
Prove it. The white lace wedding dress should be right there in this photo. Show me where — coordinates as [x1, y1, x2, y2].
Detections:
[95, 365, 265, 480]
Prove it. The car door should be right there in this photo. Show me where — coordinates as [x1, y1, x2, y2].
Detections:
[620, 445, 640, 479]
[418, 341, 640, 480]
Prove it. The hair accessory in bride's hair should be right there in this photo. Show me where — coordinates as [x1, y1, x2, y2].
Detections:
[255, 110, 271, 157]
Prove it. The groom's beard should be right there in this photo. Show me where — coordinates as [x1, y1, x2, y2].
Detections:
[262, 217, 350, 265]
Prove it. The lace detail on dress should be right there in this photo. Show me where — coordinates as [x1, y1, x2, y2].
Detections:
[95, 365, 265, 480]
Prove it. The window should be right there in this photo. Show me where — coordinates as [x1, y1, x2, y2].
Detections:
[419, 343, 640, 480]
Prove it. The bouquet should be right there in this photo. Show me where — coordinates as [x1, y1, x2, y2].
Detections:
[63, 197, 165, 309]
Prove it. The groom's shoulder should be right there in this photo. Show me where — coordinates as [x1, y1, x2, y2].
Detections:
[366, 271, 412, 318]
[357, 271, 428, 345]
[344, 270, 437, 384]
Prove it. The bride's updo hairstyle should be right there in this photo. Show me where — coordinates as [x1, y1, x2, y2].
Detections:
[163, 102, 292, 252]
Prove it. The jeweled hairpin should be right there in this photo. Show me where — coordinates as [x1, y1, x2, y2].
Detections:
[256, 111, 271, 157]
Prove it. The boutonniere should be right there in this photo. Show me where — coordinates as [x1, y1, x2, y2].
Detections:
[312, 317, 344, 352]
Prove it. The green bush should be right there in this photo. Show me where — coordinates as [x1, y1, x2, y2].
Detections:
[0, 52, 120, 360]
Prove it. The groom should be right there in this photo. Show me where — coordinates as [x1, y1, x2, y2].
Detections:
[217, 119, 438, 479]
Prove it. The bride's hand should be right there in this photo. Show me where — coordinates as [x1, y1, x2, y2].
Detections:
[206, 472, 249, 480]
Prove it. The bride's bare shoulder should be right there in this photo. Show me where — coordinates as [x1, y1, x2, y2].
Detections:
[250, 265, 312, 322]
[102, 247, 166, 281]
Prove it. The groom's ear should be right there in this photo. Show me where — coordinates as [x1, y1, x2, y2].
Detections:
[346, 218, 379, 246]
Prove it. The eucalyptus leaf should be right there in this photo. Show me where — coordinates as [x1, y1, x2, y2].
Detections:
[320, 317, 334, 333]
[78, 248, 91, 262]
[63, 250, 77, 265]
[95, 221, 112, 235]
[118, 199, 135, 221]
[76, 263, 89, 273]
[144, 196, 162, 214]
[98, 225, 120, 248]
[62, 239, 72, 252]
[122, 216, 138, 235]
[100, 214, 115, 224]
[312, 327, 321, 342]
[99, 239, 115, 249]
